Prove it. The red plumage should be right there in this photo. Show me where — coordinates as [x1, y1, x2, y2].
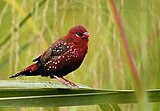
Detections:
[10, 25, 90, 87]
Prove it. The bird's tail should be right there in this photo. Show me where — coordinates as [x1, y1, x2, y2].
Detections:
[9, 63, 40, 78]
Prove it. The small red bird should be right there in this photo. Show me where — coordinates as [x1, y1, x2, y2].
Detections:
[10, 25, 90, 87]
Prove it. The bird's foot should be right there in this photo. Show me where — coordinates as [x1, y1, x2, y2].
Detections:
[53, 75, 79, 88]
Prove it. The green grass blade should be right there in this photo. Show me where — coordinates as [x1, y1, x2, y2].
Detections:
[0, 89, 119, 107]
[0, 81, 159, 107]
[0, 80, 91, 89]
[0, 0, 46, 48]
[111, 104, 122, 111]
[99, 104, 113, 111]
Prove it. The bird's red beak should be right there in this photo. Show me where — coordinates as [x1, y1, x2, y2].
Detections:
[82, 32, 90, 39]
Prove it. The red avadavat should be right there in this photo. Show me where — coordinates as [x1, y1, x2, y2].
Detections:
[10, 25, 90, 87]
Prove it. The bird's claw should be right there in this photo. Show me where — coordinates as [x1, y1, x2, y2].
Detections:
[53, 75, 79, 88]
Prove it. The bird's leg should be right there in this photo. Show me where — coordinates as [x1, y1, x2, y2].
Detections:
[62, 77, 79, 88]
[53, 75, 79, 88]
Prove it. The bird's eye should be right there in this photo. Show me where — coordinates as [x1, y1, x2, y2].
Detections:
[76, 32, 83, 37]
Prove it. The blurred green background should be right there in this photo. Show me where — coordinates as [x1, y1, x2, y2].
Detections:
[0, 0, 160, 110]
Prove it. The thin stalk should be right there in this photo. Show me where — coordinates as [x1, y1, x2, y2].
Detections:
[107, 0, 141, 93]
[0, 0, 46, 48]
[99, 104, 113, 111]
[107, 1, 147, 110]
[109, 0, 149, 111]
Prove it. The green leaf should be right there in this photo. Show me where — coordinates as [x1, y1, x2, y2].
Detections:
[111, 104, 122, 111]
[99, 104, 113, 111]
[0, 80, 160, 107]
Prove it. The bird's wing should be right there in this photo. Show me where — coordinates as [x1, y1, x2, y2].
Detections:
[32, 40, 68, 63]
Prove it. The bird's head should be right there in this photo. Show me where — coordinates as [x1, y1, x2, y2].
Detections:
[66, 25, 90, 42]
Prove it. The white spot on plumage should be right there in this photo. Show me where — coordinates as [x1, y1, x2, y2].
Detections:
[57, 50, 60, 52]
[71, 52, 74, 54]
[70, 45, 73, 48]
[74, 49, 78, 51]
[58, 56, 61, 59]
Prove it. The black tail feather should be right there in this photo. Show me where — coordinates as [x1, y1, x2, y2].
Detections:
[9, 73, 25, 78]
